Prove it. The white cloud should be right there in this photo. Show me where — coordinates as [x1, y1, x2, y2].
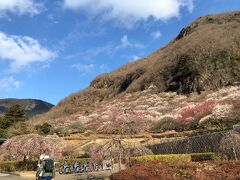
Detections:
[0, 32, 57, 72]
[83, 43, 113, 61]
[47, 14, 59, 24]
[0, 77, 22, 91]
[132, 55, 141, 61]
[65, 35, 144, 63]
[64, 43, 113, 61]
[72, 64, 95, 73]
[121, 35, 131, 48]
[63, 0, 194, 25]
[66, 35, 144, 61]
[118, 35, 145, 49]
[0, 0, 43, 16]
[72, 63, 110, 74]
[151, 31, 162, 39]
[126, 55, 142, 62]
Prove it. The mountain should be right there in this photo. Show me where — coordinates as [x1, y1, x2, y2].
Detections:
[0, 98, 54, 118]
[31, 11, 240, 134]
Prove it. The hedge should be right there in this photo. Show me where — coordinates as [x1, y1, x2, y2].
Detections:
[190, 153, 226, 161]
[0, 158, 91, 172]
[0, 154, 226, 172]
[131, 154, 191, 164]
[131, 153, 226, 164]
[59, 158, 90, 166]
[0, 161, 38, 172]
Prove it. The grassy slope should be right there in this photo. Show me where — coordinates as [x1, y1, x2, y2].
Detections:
[31, 11, 240, 133]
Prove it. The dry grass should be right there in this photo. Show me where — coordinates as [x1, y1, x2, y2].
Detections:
[30, 11, 240, 134]
[111, 160, 240, 180]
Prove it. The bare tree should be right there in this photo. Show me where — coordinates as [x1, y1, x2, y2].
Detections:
[220, 131, 240, 160]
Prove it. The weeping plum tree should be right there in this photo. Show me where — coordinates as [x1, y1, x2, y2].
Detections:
[0, 134, 62, 161]
[89, 108, 154, 170]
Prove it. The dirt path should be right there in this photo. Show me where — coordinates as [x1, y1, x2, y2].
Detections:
[0, 173, 75, 180]
[0, 173, 106, 180]
[6, 169, 117, 180]
[1, 164, 121, 180]
[0, 173, 25, 180]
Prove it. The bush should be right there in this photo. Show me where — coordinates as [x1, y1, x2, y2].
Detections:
[190, 153, 226, 161]
[129, 147, 153, 157]
[82, 130, 94, 137]
[36, 123, 52, 135]
[59, 158, 90, 167]
[131, 153, 225, 165]
[7, 122, 32, 137]
[0, 128, 8, 138]
[198, 118, 240, 132]
[0, 161, 38, 172]
[131, 154, 191, 164]
[150, 117, 177, 132]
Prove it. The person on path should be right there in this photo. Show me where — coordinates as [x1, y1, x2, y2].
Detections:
[36, 154, 55, 180]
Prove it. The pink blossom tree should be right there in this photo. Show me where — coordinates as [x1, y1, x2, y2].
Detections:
[0, 134, 62, 161]
[89, 144, 106, 160]
[86, 107, 155, 134]
[174, 99, 217, 123]
[95, 108, 154, 134]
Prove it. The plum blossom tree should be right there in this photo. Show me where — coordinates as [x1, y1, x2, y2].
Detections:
[99, 108, 152, 134]
[0, 134, 62, 161]
[90, 144, 111, 161]
[176, 99, 217, 122]
[89, 108, 154, 170]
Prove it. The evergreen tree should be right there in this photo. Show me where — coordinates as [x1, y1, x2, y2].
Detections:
[0, 104, 26, 129]
[0, 116, 7, 137]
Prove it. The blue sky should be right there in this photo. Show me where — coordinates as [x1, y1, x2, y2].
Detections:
[0, 0, 239, 104]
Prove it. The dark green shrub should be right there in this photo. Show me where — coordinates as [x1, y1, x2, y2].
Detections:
[36, 123, 52, 135]
[0, 161, 38, 172]
[131, 154, 191, 164]
[0, 128, 8, 138]
[174, 172, 192, 178]
[198, 118, 240, 133]
[0, 161, 17, 172]
[190, 153, 226, 161]
[59, 158, 90, 168]
[17, 161, 38, 171]
[131, 153, 226, 165]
